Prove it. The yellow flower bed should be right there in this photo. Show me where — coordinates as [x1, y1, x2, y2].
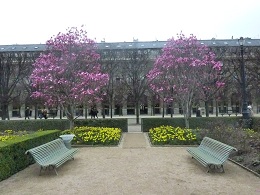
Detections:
[0, 130, 14, 141]
[149, 125, 197, 145]
[0, 130, 27, 142]
[61, 126, 122, 146]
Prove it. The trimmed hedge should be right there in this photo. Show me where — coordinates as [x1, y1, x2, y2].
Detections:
[141, 117, 259, 132]
[142, 118, 185, 132]
[252, 117, 260, 132]
[74, 119, 128, 132]
[0, 118, 128, 132]
[0, 130, 61, 181]
[0, 120, 69, 131]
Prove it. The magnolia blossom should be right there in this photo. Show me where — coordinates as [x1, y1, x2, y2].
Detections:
[30, 27, 109, 129]
[147, 33, 224, 127]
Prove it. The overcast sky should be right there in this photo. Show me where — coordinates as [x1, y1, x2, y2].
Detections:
[1, 0, 260, 45]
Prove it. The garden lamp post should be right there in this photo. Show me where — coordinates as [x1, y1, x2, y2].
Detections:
[238, 37, 249, 119]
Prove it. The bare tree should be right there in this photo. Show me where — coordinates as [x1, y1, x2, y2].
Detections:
[0, 51, 34, 120]
[98, 46, 121, 118]
[119, 48, 153, 124]
[219, 45, 260, 113]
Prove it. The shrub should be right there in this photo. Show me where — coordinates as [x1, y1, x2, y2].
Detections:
[0, 130, 61, 181]
[61, 126, 122, 146]
[0, 120, 69, 132]
[0, 118, 128, 132]
[74, 119, 128, 132]
[149, 125, 197, 145]
[251, 117, 260, 132]
[142, 117, 239, 132]
[195, 120, 260, 154]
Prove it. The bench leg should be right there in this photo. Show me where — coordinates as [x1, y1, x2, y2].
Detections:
[207, 164, 213, 173]
[214, 164, 225, 173]
[39, 166, 58, 175]
[39, 166, 48, 175]
[221, 165, 225, 173]
[39, 167, 43, 175]
[49, 165, 58, 175]
[54, 167, 58, 175]
[207, 164, 225, 173]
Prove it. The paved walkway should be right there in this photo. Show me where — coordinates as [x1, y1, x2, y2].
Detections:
[124, 119, 150, 148]
[120, 133, 150, 148]
[127, 118, 142, 132]
[0, 119, 259, 195]
[0, 145, 259, 195]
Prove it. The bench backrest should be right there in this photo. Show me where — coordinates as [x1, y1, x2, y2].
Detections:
[199, 137, 237, 163]
[25, 139, 68, 165]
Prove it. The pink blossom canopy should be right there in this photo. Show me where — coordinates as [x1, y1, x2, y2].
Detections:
[30, 27, 109, 107]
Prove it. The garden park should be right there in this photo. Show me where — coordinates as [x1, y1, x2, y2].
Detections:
[0, 27, 259, 194]
[0, 116, 259, 194]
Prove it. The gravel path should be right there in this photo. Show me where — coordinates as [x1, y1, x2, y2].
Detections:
[0, 133, 259, 195]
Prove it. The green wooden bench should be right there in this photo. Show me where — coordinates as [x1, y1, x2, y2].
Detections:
[187, 137, 237, 172]
[25, 138, 79, 175]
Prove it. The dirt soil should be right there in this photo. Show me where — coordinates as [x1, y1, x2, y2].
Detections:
[0, 133, 259, 195]
[230, 145, 260, 174]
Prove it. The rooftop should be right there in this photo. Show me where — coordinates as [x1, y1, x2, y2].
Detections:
[1, 38, 260, 52]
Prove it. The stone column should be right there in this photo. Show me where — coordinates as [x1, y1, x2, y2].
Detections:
[8, 105, 12, 119]
[122, 108, 127, 116]
[31, 105, 35, 118]
[20, 105, 25, 118]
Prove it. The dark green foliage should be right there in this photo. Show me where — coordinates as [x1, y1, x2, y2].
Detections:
[0, 118, 128, 132]
[0, 120, 69, 132]
[142, 118, 185, 132]
[74, 119, 128, 132]
[189, 117, 239, 129]
[0, 130, 61, 181]
[142, 117, 240, 132]
[251, 117, 260, 132]
[193, 121, 251, 150]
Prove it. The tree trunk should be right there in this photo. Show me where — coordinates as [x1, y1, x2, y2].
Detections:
[215, 100, 219, 117]
[65, 105, 75, 129]
[205, 100, 209, 117]
[1, 104, 9, 120]
[189, 103, 192, 117]
[184, 116, 189, 128]
[135, 102, 140, 124]
[102, 104, 105, 118]
[110, 104, 113, 118]
[183, 102, 190, 128]
[34, 105, 38, 119]
[84, 105, 88, 119]
[170, 102, 173, 118]
[69, 120, 74, 130]
[60, 109, 63, 119]
[162, 101, 165, 118]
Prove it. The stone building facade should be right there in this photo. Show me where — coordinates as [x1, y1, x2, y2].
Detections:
[1, 38, 260, 119]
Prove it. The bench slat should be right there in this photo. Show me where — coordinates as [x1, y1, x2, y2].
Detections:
[26, 138, 79, 175]
[187, 137, 237, 172]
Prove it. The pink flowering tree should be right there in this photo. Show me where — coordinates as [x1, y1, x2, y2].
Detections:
[147, 33, 224, 128]
[30, 27, 109, 129]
